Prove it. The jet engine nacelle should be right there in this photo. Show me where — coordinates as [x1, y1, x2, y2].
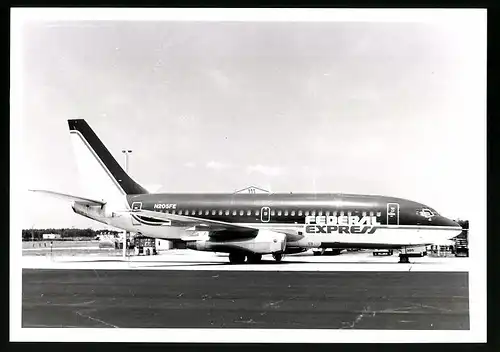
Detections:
[249, 230, 287, 254]
[186, 230, 287, 254]
[287, 238, 321, 248]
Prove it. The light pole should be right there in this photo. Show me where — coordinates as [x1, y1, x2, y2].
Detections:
[121, 149, 133, 173]
[121, 149, 132, 259]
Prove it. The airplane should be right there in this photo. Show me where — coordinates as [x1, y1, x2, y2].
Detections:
[29, 119, 463, 264]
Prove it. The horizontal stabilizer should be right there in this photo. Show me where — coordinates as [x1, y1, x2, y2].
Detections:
[29, 189, 106, 206]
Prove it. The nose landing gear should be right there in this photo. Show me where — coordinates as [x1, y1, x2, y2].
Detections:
[272, 253, 283, 262]
[398, 255, 410, 263]
[247, 253, 262, 264]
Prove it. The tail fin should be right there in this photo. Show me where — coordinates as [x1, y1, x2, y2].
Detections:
[68, 119, 148, 203]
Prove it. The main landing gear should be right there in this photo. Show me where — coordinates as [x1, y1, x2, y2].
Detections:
[228, 252, 246, 264]
[398, 255, 410, 264]
[228, 252, 283, 264]
[247, 253, 263, 264]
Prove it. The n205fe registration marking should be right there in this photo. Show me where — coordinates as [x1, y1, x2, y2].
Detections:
[153, 203, 177, 209]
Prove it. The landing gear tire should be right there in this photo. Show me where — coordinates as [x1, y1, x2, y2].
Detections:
[229, 253, 246, 264]
[247, 254, 262, 264]
[398, 255, 410, 264]
[272, 253, 283, 262]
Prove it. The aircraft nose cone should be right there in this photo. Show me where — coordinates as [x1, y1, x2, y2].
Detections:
[435, 216, 462, 229]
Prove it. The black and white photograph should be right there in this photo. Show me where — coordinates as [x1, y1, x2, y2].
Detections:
[10, 8, 487, 343]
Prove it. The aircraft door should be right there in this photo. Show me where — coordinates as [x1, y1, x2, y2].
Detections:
[131, 202, 142, 226]
[387, 203, 399, 225]
[261, 206, 271, 222]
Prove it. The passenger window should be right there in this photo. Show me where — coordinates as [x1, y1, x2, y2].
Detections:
[198, 210, 203, 215]
[218, 210, 223, 215]
[239, 210, 244, 216]
[369, 211, 374, 216]
[325, 211, 330, 216]
[225, 210, 230, 216]
[179, 210, 183, 215]
[211, 210, 216, 215]
[205, 210, 209, 215]
[362, 211, 367, 217]
[192, 210, 196, 215]
[305, 211, 309, 216]
[311, 210, 316, 216]
[232, 210, 237, 216]
[247, 210, 252, 216]
[278, 210, 282, 216]
[284, 210, 289, 216]
[271, 210, 275, 216]
[376, 211, 381, 217]
[340, 211, 344, 216]
[318, 211, 323, 216]
[291, 210, 296, 216]
[347, 211, 351, 216]
[255, 210, 259, 216]
[298, 210, 303, 216]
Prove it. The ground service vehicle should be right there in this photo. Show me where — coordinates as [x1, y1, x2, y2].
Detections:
[373, 249, 394, 256]
[133, 234, 157, 256]
[455, 237, 469, 257]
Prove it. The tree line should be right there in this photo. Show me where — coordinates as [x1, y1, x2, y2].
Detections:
[22, 228, 122, 241]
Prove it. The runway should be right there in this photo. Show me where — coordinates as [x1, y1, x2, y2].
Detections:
[22, 268, 469, 329]
[22, 249, 471, 272]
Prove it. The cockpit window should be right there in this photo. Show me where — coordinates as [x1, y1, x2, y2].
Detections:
[417, 208, 435, 218]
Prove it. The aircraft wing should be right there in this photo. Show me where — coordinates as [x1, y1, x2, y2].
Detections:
[125, 209, 303, 241]
[127, 209, 257, 239]
[29, 189, 106, 206]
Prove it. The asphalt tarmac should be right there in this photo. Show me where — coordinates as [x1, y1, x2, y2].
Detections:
[22, 269, 469, 329]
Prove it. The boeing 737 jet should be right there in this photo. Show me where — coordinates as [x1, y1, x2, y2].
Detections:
[30, 119, 462, 264]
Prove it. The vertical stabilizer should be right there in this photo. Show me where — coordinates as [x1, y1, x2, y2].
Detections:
[68, 119, 148, 203]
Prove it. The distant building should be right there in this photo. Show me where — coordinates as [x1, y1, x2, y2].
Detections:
[234, 185, 270, 194]
[42, 233, 61, 240]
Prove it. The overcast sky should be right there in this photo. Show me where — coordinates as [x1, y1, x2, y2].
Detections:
[19, 15, 486, 229]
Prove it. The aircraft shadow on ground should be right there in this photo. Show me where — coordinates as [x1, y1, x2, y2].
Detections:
[54, 258, 442, 266]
